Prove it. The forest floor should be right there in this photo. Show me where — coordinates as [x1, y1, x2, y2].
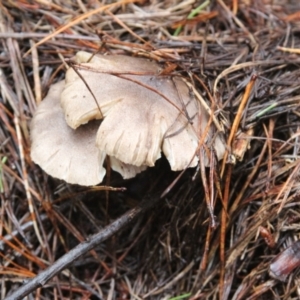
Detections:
[1, 0, 300, 299]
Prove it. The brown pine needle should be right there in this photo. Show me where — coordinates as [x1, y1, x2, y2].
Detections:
[220, 75, 257, 177]
[277, 46, 300, 54]
[23, 0, 142, 57]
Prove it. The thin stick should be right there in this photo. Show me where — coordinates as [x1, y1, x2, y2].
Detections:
[276, 161, 300, 213]
[219, 75, 256, 299]
[229, 140, 268, 215]
[14, 116, 44, 247]
[220, 75, 256, 177]
[23, 0, 142, 57]
[30, 40, 41, 106]
[219, 164, 232, 300]
[5, 194, 161, 300]
[232, 0, 238, 15]
[71, 65, 104, 119]
[182, 78, 224, 132]
[217, 0, 257, 46]
[105, 10, 152, 48]
[277, 46, 300, 54]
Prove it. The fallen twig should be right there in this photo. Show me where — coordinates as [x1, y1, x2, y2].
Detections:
[5, 194, 161, 300]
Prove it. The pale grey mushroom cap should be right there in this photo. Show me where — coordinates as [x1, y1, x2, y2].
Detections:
[30, 81, 106, 185]
[30, 80, 146, 185]
[96, 76, 201, 169]
[61, 52, 161, 129]
[61, 52, 225, 171]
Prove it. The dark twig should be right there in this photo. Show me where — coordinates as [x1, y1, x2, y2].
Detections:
[5, 194, 161, 300]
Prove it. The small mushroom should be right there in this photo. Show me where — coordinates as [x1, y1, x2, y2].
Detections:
[30, 51, 225, 186]
[30, 80, 145, 186]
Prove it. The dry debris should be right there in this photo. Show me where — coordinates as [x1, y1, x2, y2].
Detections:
[1, 0, 300, 299]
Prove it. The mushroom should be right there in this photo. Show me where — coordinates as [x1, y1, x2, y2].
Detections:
[30, 51, 225, 186]
[30, 80, 146, 186]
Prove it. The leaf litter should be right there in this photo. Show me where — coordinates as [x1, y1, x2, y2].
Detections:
[1, 0, 300, 299]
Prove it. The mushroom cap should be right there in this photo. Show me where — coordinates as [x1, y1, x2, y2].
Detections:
[30, 81, 106, 185]
[61, 52, 225, 170]
[30, 80, 146, 185]
[95, 75, 201, 169]
[61, 52, 161, 129]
